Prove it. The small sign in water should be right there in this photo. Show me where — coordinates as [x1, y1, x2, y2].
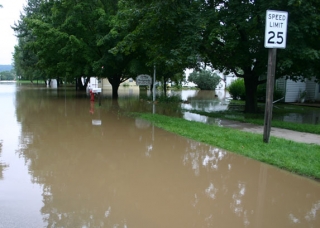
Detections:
[91, 88, 101, 93]
[136, 74, 152, 86]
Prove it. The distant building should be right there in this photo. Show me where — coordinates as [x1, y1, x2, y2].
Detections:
[276, 77, 320, 102]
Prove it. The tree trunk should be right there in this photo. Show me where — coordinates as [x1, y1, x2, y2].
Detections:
[76, 77, 86, 91]
[108, 75, 121, 99]
[111, 83, 120, 99]
[111, 99, 120, 109]
[244, 76, 259, 113]
[163, 77, 167, 96]
[150, 82, 153, 92]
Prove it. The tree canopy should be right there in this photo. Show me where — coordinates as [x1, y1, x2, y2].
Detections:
[12, 0, 320, 110]
[113, 0, 320, 111]
[189, 69, 221, 90]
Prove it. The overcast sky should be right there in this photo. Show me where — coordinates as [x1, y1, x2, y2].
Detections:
[0, 0, 26, 65]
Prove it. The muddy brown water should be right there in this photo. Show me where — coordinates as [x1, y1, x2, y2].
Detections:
[0, 83, 320, 228]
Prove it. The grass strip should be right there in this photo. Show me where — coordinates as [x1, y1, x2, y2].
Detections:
[135, 113, 320, 180]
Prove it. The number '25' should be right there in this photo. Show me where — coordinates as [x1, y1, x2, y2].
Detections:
[267, 31, 284, 44]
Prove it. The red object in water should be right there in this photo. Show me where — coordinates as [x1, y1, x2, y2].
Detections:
[89, 101, 94, 114]
[90, 90, 94, 101]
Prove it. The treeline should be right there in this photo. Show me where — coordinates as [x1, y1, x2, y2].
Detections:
[0, 70, 16, 81]
[12, 0, 320, 111]
[0, 65, 13, 72]
[0, 65, 15, 81]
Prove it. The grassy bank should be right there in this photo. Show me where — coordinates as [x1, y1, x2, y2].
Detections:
[134, 113, 320, 180]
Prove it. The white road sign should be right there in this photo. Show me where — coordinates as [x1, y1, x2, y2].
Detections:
[136, 74, 152, 86]
[264, 10, 288, 49]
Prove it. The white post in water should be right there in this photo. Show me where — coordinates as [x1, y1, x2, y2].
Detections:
[153, 64, 156, 102]
[153, 64, 156, 114]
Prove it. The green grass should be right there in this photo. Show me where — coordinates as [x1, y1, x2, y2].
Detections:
[132, 113, 320, 180]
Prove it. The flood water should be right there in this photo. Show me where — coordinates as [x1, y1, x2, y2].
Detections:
[0, 83, 320, 228]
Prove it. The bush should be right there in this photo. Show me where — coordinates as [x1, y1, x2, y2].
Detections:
[228, 79, 284, 102]
[188, 69, 221, 90]
[227, 78, 245, 100]
[257, 84, 284, 102]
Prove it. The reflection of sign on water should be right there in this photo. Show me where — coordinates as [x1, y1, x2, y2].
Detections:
[135, 118, 151, 129]
[92, 120, 102, 125]
[136, 74, 152, 86]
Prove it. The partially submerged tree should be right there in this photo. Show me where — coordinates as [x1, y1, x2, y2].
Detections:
[188, 69, 221, 90]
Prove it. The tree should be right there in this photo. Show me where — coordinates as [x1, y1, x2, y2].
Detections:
[113, 0, 320, 112]
[13, 0, 147, 97]
[12, 0, 52, 84]
[110, 0, 202, 95]
[13, 0, 320, 107]
[188, 69, 221, 90]
[198, 0, 320, 112]
[0, 70, 15, 80]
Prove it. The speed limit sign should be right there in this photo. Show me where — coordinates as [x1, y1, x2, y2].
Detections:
[264, 10, 288, 49]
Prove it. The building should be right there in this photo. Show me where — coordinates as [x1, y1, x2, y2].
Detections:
[276, 77, 320, 103]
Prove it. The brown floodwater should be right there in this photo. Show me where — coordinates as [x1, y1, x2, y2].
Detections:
[0, 83, 319, 228]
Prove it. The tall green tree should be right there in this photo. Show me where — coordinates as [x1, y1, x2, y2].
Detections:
[110, 0, 202, 94]
[12, 0, 53, 84]
[198, 0, 320, 112]
[112, 0, 320, 112]
[13, 0, 148, 97]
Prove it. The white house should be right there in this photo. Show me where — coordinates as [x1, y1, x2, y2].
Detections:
[276, 77, 320, 102]
[46, 79, 57, 88]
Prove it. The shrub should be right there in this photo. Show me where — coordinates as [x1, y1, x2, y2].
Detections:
[227, 78, 245, 100]
[257, 84, 284, 102]
[188, 69, 221, 90]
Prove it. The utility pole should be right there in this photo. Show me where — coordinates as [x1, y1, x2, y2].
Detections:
[263, 10, 288, 143]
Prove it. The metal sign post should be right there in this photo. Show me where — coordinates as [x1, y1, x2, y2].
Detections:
[263, 10, 288, 143]
[153, 64, 156, 114]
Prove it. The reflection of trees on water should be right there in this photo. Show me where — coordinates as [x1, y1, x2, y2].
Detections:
[182, 142, 227, 176]
[306, 200, 320, 221]
[289, 200, 320, 224]
[14, 88, 140, 227]
[273, 111, 320, 125]
[182, 140, 253, 227]
[231, 182, 250, 227]
[0, 141, 8, 180]
[12, 87, 320, 227]
[181, 90, 228, 112]
[181, 139, 320, 228]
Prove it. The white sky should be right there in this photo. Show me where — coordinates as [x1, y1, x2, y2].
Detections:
[0, 0, 26, 65]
